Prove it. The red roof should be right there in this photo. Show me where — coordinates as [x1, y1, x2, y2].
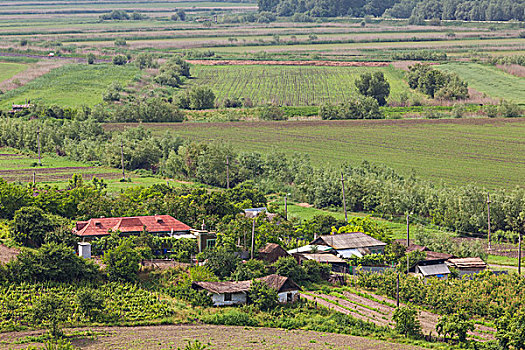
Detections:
[73, 215, 192, 237]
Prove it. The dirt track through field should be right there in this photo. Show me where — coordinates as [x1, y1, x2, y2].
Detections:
[0, 324, 430, 350]
[301, 290, 495, 341]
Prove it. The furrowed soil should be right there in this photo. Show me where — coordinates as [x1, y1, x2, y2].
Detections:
[0, 324, 430, 350]
[302, 290, 495, 341]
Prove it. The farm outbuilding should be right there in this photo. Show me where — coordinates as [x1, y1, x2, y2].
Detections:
[258, 243, 289, 263]
[311, 232, 386, 258]
[292, 252, 348, 272]
[446, 257, 487, 276]
[192, 274, 301, 306]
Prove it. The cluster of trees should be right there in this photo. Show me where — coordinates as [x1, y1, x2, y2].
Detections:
[100, 10, 148, 20]
[154, 56, 191, 88]
[319, 97, 383, 120]
[259, 0, 525, 21]
[407, 64, 469, 100]
[2, 117, 523, 238]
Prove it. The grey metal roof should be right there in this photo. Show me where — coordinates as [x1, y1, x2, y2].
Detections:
[300, 253, 346, 264]
[312, 232, 386, 250]
[418, 264, 451, 277]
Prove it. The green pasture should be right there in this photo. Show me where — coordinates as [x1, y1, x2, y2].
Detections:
[190, 64, 418, 105]
[193, 37, 525, 54]
[0, 61, 27, 83]
[0, 63, 141, 108]
[437, 62, 525, 104]
[135, 118, 525, 189]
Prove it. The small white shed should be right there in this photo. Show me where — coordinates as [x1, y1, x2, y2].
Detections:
[78, 242, 91, 259]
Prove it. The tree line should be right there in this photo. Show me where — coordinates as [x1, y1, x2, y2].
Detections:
[258, 0, 525, 21]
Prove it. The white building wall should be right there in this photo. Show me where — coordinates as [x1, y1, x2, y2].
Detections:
[211, 292, 247, 306]
[277, 290, 299, 303]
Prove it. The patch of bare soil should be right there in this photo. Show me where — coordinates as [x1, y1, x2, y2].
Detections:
[0, 244, 19, 264]
[0, 324, 430, 350]
[187, 59, 390, 67]
[296, 203, 313, 208]
[302, 290, 495, 341]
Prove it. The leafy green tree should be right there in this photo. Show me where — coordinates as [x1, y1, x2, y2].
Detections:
[355, 72, 391, 106]
[31, 294, 71, 338]
[189, 87, 215, 110]
[332, 216, 392, 243]
[392, 305, 422, 338]
[200, 247, 240, 279]
[232, 259, 267, 281]
[135, 52, 157, 70]
[248, 279, 278, 311]
[76, 289, 105, 321]
[302, 259, 330, 282]
[112, 55, 127, 65]
[272, 256, 306, 283]
[436, 311, 474, 343]
[11, 206, 59, 247]
[103, 239, 140, 282]
[496, 309, 525, 350]
[87, 53, 96, 64]
[8, 243, 99, 282]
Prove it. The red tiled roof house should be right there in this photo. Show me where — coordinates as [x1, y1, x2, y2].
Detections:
[73, 215, 193, 238]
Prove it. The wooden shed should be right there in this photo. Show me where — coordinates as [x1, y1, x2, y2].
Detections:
[258, 243, 289, 263]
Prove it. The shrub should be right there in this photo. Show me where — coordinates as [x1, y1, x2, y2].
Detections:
[114, 38, 127, 46]
[272, 256, 306, 283]
[103, 240, 140, 282]
[189, 87, 215, 110]
[86, 53, 96, 64]
[31, 294, 71, 338]
[76, 289, 105, 321]
[498, 100, 522, 117]
[248, 279, 278, 311]
[223, 97, 243, 108]
[392, 305, 422, 338]
[202, 309, 259, 326]
[112, 55, 127, 65]
[436, 311, 474, 343]
[259, 105, 287, 120]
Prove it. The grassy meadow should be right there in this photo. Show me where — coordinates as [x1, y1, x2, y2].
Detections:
[0, 61, 27, 83]
[114, 118, 525, 189]
[437, 62, 525, 104]
[190, 64, 420, 106]
[0, 63, 141, 108]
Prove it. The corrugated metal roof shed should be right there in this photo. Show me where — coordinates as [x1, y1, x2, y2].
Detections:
[417, 264, 451, 277]
[312, 232, 386, 250]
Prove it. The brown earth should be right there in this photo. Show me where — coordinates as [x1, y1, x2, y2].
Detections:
[301, 290, 495, 341]
[0, 324, 430, 350]
[0, 244, 19, 264]
[187, 59, 391, 67]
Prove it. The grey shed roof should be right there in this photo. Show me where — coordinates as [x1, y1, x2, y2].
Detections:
[311, 232, 386, 250]
[418, 264, 451, 277]
[300, 253, 346, 264]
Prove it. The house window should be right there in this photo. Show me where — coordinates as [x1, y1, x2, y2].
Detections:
[206, 239, 216, 249]
[224, 293, 232, 301]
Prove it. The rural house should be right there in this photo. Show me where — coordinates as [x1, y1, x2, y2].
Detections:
[310, 232, 386, 258]
[258, 243, 289, 263]
[73, 215, 193, 238]
[292, 252, 348, 272]
[192, 274, 301, 306]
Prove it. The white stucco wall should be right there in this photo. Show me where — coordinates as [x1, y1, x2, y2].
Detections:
[277, 290, 299, 303]
[211, 292, 247, 306]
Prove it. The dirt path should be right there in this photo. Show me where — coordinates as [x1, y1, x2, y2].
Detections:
[301, 290, 495, 341]
[0, 324, 430, 350]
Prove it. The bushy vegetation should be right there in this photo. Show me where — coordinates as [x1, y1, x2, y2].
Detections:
[320, 96, 383, 120]
[260, 0, 525, 21]
[407, 64, 469, 100]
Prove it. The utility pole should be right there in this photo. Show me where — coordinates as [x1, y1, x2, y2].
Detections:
[396, 271, 400, 308]
[341, 172, 348, 222]
[226, 156, 230, 189]
[487, 193, 492, 251]
[120, 140, 125, 181]
[284, 193, 288, 221]
[36, 126, 41, 166]
[519, 232, 522, 276]
[250, 217, 255, 259]
[406, 213, 410, 274]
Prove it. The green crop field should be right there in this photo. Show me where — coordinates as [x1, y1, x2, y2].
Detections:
[0, 61, 27, 83]
[111, 118, 525, 189]
[190, 64, 418, 106]
[0, 63, 141, 108]
[437, 62, 525, 104]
